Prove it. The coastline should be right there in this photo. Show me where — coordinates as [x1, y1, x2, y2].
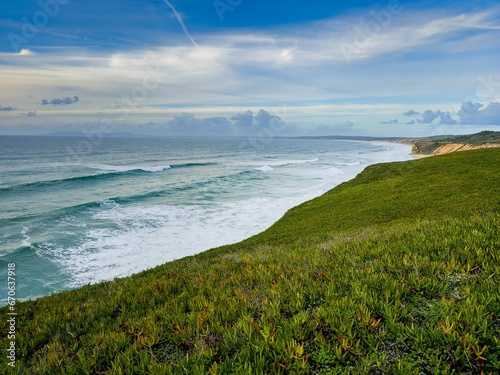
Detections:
[0, 139, 413, 305]
[370, 138, 500, 157]
[5, 148, 500, 374]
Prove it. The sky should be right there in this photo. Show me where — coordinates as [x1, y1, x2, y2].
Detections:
[1, 0, 500, 137]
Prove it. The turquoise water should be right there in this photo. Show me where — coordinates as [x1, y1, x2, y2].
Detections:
[0, 136, 411, 304]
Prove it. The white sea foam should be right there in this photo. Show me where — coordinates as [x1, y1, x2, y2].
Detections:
[91, 164, 171, 173]
[339, 161, 361, 166]
[49, 197, 306, 286]
[37, 142, 413, 289]
[266, 158, 319, 166]
[231, 158, 319, 168]
[21, 226, 33, 248]
[254, 165, 274, 172]
[0, 137, 415, 305]
[141, 165, 172, 172]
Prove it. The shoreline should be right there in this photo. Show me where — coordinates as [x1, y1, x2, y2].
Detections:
[7, 149, 500, 373]
[0, 140, 413, 306]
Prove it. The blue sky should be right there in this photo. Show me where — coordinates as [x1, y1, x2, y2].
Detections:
[1, 0, 500, 136]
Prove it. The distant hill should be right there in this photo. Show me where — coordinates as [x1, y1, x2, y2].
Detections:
[42, 131, 154, 138]
[425, 130, 500, 143]
[411, 130, 500, 155]
[290, 135, 405, 141]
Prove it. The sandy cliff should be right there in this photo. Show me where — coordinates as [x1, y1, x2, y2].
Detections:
[411, 141, 500, 156]
[432, 143, 500, 155]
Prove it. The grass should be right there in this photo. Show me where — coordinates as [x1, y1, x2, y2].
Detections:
[2, 148, 500, 374]
[426, 130, 500, 143]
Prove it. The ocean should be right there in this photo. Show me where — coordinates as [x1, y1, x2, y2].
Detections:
[0, 136, 411, 305]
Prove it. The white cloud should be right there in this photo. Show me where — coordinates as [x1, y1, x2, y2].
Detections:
[163, 109, 293, 136]
[311, 121, 357, 135]
[409, 102, 500, 126]
[458, 102, 500, 125]
[404, 110, 419, 117]
[418, 110, 442, 124]
[1, 5, 500, 136]
[162, 0, 198, 47]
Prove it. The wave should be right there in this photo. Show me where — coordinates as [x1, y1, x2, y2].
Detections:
[33, 195, 304, 288]
[0, 162, 218, 195]
[254, 165, 274, 172]
[0, 167, 267, 227]
[0, 200, 112, 229]
[91, 164, 171, 173]
[91, 162, 216, 172]
[171, 162, 218, 169]
[338, 161, 361, 166]
[231, 158, 319, 168]
[270, 158, 318, 166]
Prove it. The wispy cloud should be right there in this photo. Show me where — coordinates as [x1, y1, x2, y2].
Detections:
[1, 4, 500, 136]
[162, 0, 198, 47]
[41, 96, 80, 105]
[380, 119, 399, 125]
[404, 110, 419, 117]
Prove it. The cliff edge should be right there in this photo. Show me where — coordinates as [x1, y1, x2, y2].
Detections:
[410, 130, 500, 155]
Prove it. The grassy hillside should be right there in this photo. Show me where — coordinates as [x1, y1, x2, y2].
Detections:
[2, 149, 500, 374]
[426, 131, 500, 143]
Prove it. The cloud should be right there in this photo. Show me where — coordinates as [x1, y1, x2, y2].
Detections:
[439, 111, 458, 125]
[457, 101, 500, 125]
[310, 121, 356, 135]
[418, 109, 442, 124]
[333, 8, 500, 63]
[165, 109, 290, 136]
[231, 110, 255, 127]
[201, 116, 233, 134]
[331, 121, 355, 132]
[413, 102, 500, 126]
[404, 110, 419, 116]
[380, 119, 399, 125]
[41, 96, 80, 106]
[254, 109, 286, 129]
[415, 109, 460, 125]
[166, 114, 233, 135]
[162, 0, 198, 47]
[406, 120, 416, 125]
[166, 113, 202, 133]
[2, 5, 500, 136]
[0, 105, 17, 111]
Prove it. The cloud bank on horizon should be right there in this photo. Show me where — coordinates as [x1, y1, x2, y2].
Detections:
[0, 0, 500, 136]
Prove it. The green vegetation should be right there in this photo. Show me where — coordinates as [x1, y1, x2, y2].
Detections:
[425, 131, 500, 143]
[2, 149, 500, 374]
[411, 131, 500, 155]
